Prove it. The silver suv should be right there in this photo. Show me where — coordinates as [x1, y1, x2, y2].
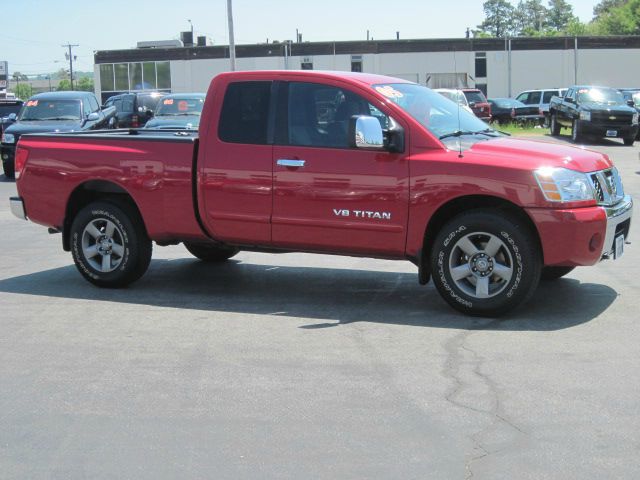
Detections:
[515, 88, 566, 125]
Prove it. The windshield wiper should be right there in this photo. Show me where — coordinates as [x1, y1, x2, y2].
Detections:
[40, 117, 79, 121]
[439, 128, 500, 140]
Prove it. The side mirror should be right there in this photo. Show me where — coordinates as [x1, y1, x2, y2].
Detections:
[7, 113, 17, 121]
[146, 110, 154, 118]
[469, 101, 477, 108]
[627, 99, 636, 108]
[87, 112, 100, 121]
[349, 115, 384, 149]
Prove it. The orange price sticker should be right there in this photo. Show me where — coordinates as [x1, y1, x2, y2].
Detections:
[163, 99, 174, 105]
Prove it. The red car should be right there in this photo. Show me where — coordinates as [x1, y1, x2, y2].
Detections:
[9, 71, 633, 316]
[462, 88, 492, 121]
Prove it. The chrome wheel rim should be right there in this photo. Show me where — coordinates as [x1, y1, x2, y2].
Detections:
[81, 218, 125, 273]
[448, 232, 514, 299]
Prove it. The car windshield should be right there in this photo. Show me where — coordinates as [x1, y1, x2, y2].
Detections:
[18, 99, 81, 121]
[0, 104, 22, 117]
[464, 91, 487, 104]
[577, 88, 625, 105]
[372, 83, 499, 142]
[156, 96, 204, 116]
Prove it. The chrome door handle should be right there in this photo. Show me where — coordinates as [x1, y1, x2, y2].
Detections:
[277, 159, 306, 168]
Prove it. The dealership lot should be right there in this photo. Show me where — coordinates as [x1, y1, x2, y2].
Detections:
[0, 134, 639, 479]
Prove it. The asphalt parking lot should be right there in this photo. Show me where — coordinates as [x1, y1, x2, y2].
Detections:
[1, 133, 639, 480]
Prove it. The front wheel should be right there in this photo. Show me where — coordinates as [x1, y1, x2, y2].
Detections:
[70, 201, 152, 287]
[550, 113, 560, 136]
[571, 119, 582, 143]
[184, 242, 239, 262]
[623, 136, 635, 146]
[430, 210, 541, 316]
[2, 160, 14, 179]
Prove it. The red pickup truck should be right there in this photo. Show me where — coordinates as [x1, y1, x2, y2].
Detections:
[9, 71, 633, 316]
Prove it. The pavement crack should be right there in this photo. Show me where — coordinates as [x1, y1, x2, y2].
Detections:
[442, 320, 528, 479]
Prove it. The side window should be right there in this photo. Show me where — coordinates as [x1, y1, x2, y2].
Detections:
[89, 96, 99, 112]
[122, 96, 135, 113]
[516, 93, 529, 104]
[566, 89, 575, 101]
[113, 98, 123, 112]
[82, 98, 92, 117]
[542, 91, 556, 103]
[287, 82, 387, 148]
[528, 91, 542, 105]
[218, 81, 271, 144]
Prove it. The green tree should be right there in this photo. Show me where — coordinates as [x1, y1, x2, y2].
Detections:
[76, 76, 94, 92]
[593, 0, 628, 19]
[14, 83, 33, 100]
[592, 0, 640, 34]
[548, 0, 575, 31]
[57, 79, 71, 91]
[477, 0, 516, 37]
[12, 71, 28, 82]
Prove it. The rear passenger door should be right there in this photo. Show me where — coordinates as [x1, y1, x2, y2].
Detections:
[198, 81, 274, 245]
[271, 81, 409, 256]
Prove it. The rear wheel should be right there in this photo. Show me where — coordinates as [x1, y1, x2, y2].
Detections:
[550, 113, 560, 136]
[184, 242, 239, 262]
[2, 160, 14, 179]
[541, 266, 575, 281]
[430, 210, 541, 317]
[70, 200, 152, 287]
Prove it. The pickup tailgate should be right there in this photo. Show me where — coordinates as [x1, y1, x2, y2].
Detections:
[16, 130, 205, 241]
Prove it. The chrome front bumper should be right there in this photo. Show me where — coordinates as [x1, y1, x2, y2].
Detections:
[10, 196, 26, 220]
[601, 195, 633, 259]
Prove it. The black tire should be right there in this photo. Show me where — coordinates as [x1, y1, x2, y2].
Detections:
[2, 160, 14, 179]
[430, 210, 541, 317]
[623, 136, 635, 146]
[70, 200, 152, 288]
[541, 266, 575, 281]
[571, 119, 581, 143]
[184, 242, 239, 262]
[550, 113, 560, 136]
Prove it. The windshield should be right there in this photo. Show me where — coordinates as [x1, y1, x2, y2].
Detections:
[372, 83, 497, 141]
[0, 104, 22, 117]
[18, 99, 81, 121]
[437, 90, 467, 105]
[577, 88, 625, 105]
[156, 96, 204, 116]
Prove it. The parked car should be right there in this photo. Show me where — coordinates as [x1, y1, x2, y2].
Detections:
[144, 93, 205, 130]
[103, 92, 166, 128]
[0, 99, 23, 134]
[1, 91, 115, 178]
[460, 88, 491, 121]
[488, 98, 540, 125]
[619, 88, 640, 139]
[548, 85, 639, 145]
[515, 88, 566, 125]
[433, 89, 474, 115]
[10, 71, 633, 316]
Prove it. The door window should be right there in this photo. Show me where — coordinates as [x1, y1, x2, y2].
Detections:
[218, 81, 271, 145]
[287, 82, 387, 149]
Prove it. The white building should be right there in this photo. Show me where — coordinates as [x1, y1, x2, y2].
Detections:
[94, 36, 640, 103]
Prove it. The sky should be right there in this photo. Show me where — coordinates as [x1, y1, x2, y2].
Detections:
[1, 0, 601, 77]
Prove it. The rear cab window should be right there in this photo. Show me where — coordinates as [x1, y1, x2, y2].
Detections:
[218, 81, 272, 144]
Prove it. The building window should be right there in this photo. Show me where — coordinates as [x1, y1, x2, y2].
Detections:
[351, 55, 363, 72]
[301, 57, 313, 70]
[475, 52, 487, 78]
[98, 61, 172, 101]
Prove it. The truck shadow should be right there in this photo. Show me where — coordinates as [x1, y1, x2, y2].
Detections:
[540, 133, 629, 147]
[0, 258, 617, 332]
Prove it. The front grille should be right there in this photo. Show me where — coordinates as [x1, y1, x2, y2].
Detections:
[590, 112, 633, 127]
[589, 168, 625, 206]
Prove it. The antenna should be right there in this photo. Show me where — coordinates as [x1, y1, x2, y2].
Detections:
[453, 48, 463, 158]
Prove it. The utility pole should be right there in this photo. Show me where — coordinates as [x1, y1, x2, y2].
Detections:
[227, 0, 236, 71]
[62, 43, 79, 90]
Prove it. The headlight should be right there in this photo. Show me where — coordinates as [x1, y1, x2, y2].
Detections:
[632, 113, 639, 125]
[1, 133, 15, 144]
[579, 111, 591, 121]
[534, 167, 595, 203]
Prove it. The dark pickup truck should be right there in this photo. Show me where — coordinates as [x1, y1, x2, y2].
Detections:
[1, 91, 115, 177]
[548, 86, 639, 145]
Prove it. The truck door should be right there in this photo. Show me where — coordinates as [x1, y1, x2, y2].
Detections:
[272, 81, 409, 256]
[198, 81, 273, 244]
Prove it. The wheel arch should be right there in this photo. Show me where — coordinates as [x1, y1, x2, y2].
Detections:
[420, 195, 542, 271]
[63, 180, 147, 251]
